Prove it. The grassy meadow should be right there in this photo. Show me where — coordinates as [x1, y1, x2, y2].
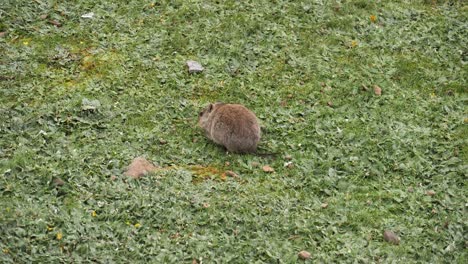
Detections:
[1, 0, 467, 262]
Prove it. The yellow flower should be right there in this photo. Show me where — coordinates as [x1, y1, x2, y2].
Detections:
[56, 232, 63, 240]
[3, 248, 9, 254]
[91, 211, 97, 217]
[134, 223, 141, 228]
[23, 41, 29, 46]
[150, 3, 155, 7]
[47, 226, 54, 231]
[370, 15, 377, 23]
[351, 40, 358, 48]
[430, 92, 436, 98]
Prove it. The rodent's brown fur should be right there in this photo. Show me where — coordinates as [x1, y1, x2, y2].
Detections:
[198, 103, 261, 153]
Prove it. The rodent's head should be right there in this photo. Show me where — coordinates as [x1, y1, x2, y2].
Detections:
[198, 103, 213, 127]
[198, 102, 224, 128]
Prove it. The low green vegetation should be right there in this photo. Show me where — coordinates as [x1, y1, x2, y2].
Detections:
[1, 0, 466, 262]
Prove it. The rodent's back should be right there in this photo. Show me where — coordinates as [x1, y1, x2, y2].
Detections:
[199, 103, 260, 153]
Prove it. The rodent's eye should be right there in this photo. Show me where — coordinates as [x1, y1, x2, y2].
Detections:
[198, 111, 203, 117]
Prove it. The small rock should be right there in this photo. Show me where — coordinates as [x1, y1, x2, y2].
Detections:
[81, 98, 101, 111]
[321, 203, 328, 209]
[262, 165, 275, 173]
[81, 12, 94, 19]
[159, 139, 167, 145]
[327, 101, 333, 107]
[298, 250, 311, 260]
[373, 85, 382, 96]
[426, 190, 436, 196]
[186, 60, 204, 73]
[383, 230, 400, 245]
[124, 157, 158, 179]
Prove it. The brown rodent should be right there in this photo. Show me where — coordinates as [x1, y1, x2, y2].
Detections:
[198, 103, 261, 153]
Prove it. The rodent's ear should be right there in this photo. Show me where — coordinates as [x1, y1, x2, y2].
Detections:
[208, 103, 214, 112]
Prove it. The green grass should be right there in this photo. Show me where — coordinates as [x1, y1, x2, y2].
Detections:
[1, 0, 467, 262]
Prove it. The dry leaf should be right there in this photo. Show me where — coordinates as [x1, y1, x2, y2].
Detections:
[124, 157, 158, 179]
[251, 161, 260, 167]
[370, 15, 377, 23]
[298, 250, 311, 260]
[327, 101, 333, 107]
[321, 203, 328, 209]
[262, 165, 275, 173]
[426, 190, 436, 196]
[48, 20, 62, 27]
[225, 170, 239, 178]
[383, 230, 400, 245]
[52, 177, 65, 187]
[373, 85, 382, 96]
[40, 14, 48, 20]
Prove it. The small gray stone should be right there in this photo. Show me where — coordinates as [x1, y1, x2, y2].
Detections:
[383, 230, 400, 245]
[81, 98, 101, 111]
[187, 60, 204, 73]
